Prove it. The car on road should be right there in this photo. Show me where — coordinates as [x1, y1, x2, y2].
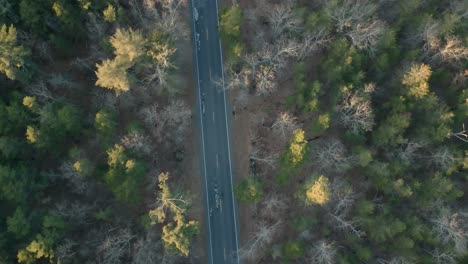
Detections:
[201, 100, 205, 114]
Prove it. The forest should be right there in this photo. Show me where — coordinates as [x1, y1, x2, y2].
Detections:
[0, 0, 203, 263]
[0, 0, 467, 263]
[220, 0, 468, 263]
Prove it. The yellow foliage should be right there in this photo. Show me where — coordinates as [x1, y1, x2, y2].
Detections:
[26, 126, 39, 144]
[305, 176, 330, 205]
[125, 159, 136, 171]
[288, 129, 307, 165]
[402, 64, 432, 99]
[103, 4, 116, 22]
[17, 239, 54, 263]
[106, 144, 126, 167]
[22, 96, 36, 110]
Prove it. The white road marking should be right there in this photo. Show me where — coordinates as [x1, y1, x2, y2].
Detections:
[215, 0, 240, 262]
[212, 111, 215, 124]
[190, 1, 213, 263]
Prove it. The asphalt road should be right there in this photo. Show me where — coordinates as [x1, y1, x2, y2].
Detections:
[188, 0, 240, 263]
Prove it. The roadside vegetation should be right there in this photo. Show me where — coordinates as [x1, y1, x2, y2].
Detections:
[225, 0, 467, 263]
[0, 0, 202, 263]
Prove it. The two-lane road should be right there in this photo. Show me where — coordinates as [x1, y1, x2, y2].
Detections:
[189, 0, 240, 263]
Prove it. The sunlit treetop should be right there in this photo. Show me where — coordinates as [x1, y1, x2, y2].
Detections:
[402, 63, 432, 99]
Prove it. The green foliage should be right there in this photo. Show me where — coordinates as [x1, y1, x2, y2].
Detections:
[73, 159, 93, 176]
[282, 240, 304, 260]
[16, 214, 63, 264]
[234, 176, 264, 203]
[161, 212, 199, 256]
[104, 144, 147, 205]
[305, 10, 333, 33]
[312, 113, 330, 134]
[19, 0, 50, 35]
[293, 62, 322, 111]
[52, 0, 85, 39]
[0, 24, 30, 81]
[277, 129, 308, 184]
[95, 108, 118, 144]
[352, 146, 373, 167]
[27, 102, 83, 150]
[219, 5, 243, 61]
[0, 94, 31, 136]
[362, 214, 407, 243]
[94, 207, 113, 222]
[0, 165, 32, 202]
[7, 207, 31, 239]
[408, 93, 454, 144]
[413, 173, 463, 207]
[321, 38, 364, 88]
[372, 96, 411, 147]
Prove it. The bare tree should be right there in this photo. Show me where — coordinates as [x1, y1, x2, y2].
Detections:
[266, 0, 302, 39]
[54, 201, 94, 225]
[330, 180, 356, 217]
[431, 208, 468, 255]
[429, 248, 457, 264]
[98, 228, 136, 264]
[141, 65, 170, 92]
[260, 195, 287, 221]
[329, 213, 364, 238]
[140, 100, 191, 142]
[255, 65, 277, 95]
[55, 239, 77, 264]
[307, 240, 337, 264]
[428, 147, 459, 171]
[140, 104, 159, 130]
[312, 139, 354, 172]
[239, 220, 282, 261]
[428, 36, 468, 66]
[377, 257, 412, 264]
[92, 89, 118, 112]
[451, 124, 468, 143]
[451, 71, 467, 89]
[250, 145, 279, 169]
[327, 181, 363, 238]
[47, 73, 78, 90]
[298, 29, 333, 58]
[153, 0, 189, 41]
[223, 62, 252, 91]
[58, 162, 91, 195]
[326, 0, 377, 33]
[338, 89, 374, 134]
[121, 132, 153, 157]
[132, 238, 164, 264]
[397, 141, 425, 164]
[0, 0, 19, 24]
[271, 112, 300, 140]
[346, 20, 386, 54]
[27, 81, 56, 102]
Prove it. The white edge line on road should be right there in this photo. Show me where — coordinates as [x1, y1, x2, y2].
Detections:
[215, 0, 241, 263]
[190, 1, 214, 263]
